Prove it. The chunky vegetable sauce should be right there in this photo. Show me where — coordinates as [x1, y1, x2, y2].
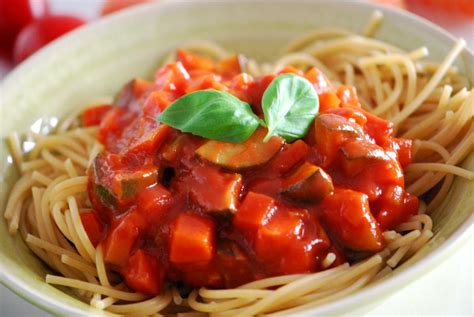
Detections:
[83, 50, 418, 296]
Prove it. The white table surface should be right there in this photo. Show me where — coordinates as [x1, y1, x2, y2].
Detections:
[1, 1, 473, 316]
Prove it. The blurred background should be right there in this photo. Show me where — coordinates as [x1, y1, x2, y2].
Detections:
[0, 0, 473, 316]
[1, 0, 473, 77]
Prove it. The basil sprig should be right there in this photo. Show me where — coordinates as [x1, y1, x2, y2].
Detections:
[157, 74, 319, 143]
[157, 90, 261, 143]
[262, 74, 319, 142]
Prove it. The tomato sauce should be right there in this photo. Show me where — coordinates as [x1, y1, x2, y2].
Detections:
[83, 50, 418, 295]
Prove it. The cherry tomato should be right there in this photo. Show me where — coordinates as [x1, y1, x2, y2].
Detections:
[0, 0, 49, 51]
[13, 15, 85, 64]
[406, 0, 474, 16]
[101, 0, 152, 15]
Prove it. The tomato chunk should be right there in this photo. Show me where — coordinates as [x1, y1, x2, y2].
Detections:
[392, 138, 413, 168]
[254, 209, 320, 275]
[184, 165, 242, 213]
[137, 184, 172, 221]
[103, 210, 146, 266]
[320, 189, 385, 252]
[179, 261, 223, 288]
[248, 74, 276, 115]
[122, 250, 165, 296]
[313, 113, 364, 167]
[375, 185, 419, 230]
[340, 140, 390, 176]
[336, 85, 361, 108]
[327, 107, 367, 126]
[216, 242, 255, 288]
[82, 105, 113, 127]
[80, 210, 104, 247]
[304, 67, 332, 94]
[363, 110, 394, 146]
[217, 54, 245, 78]
[114, 78, 153, 109]
[265, 140, 310, 174]
[170, 213, 215, 265]
[155, 62, 190, 97]
[142, 90, 173, 117]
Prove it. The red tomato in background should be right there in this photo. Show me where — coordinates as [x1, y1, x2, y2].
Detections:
[407, 0, 474, 16]
[13, 15, 85, 64]
[101, 0, 152, 15]
[0, 0, 49, 51]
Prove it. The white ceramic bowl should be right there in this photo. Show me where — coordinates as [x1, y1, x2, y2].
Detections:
[1, 0, 473, 315]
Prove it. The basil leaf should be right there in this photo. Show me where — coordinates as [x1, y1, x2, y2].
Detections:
[157, 89, 261, 143]
[262, 74, 319, 142]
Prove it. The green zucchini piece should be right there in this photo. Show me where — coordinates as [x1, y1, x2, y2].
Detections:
[196, 128, 284, 170]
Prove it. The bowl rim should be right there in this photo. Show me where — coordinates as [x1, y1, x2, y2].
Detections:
[0, 0, 473, 316]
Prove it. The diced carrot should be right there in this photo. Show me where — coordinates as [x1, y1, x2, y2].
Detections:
[80, 210, 104, 247]
[170, 213, 215, 265]
[177, 49, 215, 72]
[233, 192, 276, 232]
[320, 189, 385, 252]
[103, 210, 146, 266]
[318, 92, 340, 113]
[121, 250, 165, 296]
[82, 105, 113, 127]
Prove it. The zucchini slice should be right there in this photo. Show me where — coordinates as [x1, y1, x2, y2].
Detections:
[196, 128, 284, 170]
